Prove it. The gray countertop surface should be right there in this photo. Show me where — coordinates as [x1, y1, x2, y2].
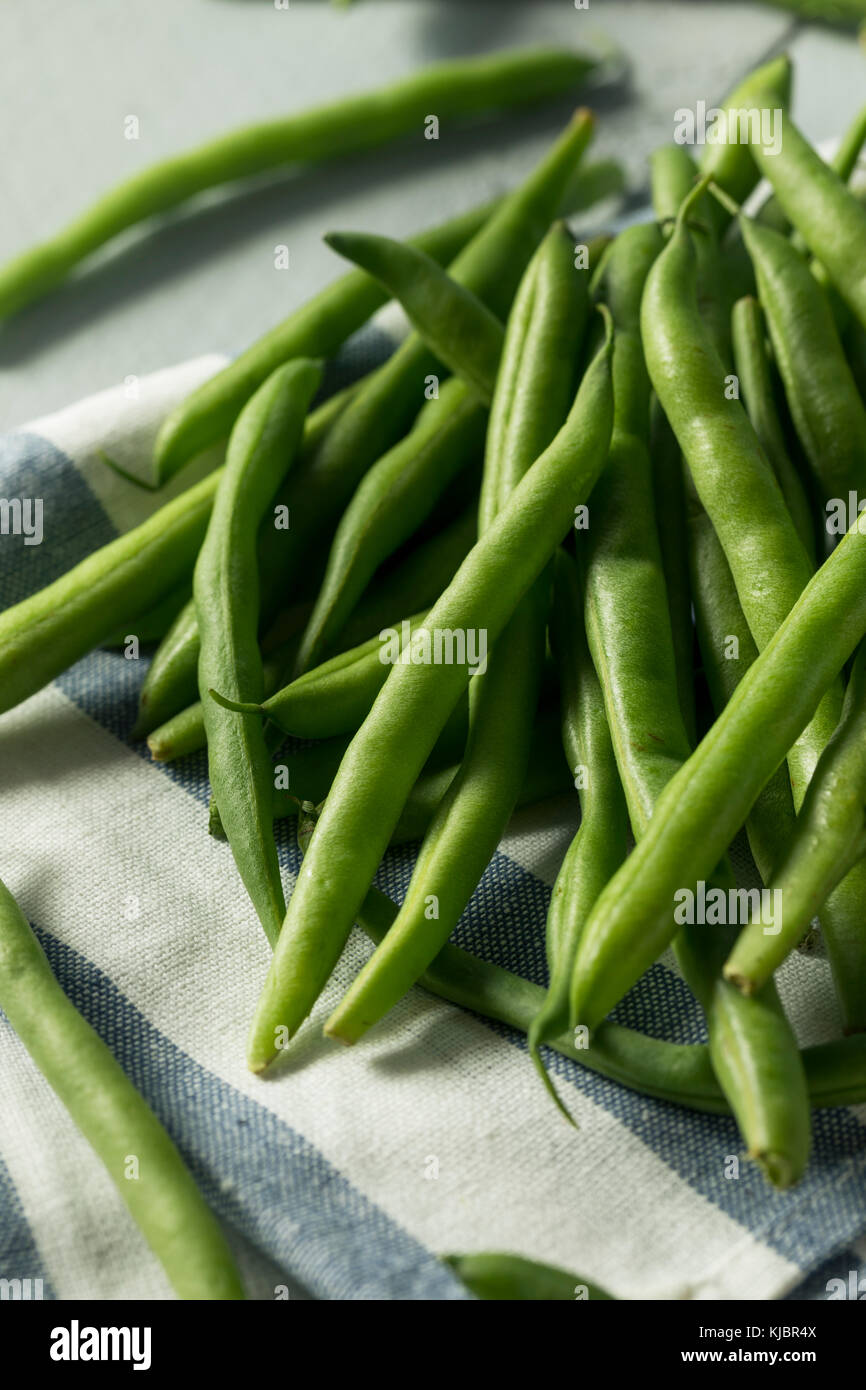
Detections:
[2, 1, 863, 429]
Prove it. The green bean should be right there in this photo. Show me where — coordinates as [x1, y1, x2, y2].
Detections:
[730, 295, 817, 557]
[650, 144, 732, 362]
[725, 641, 866, 998]
[698, 55, 792, 240]
[322, 223, 589, 1050]
[528, 549, 628, 1110]
[247, 314, 614, 1072]
[643, 181, 866, 1028]
[196, 359, 322, 945]
[0, 878, 244, 1299]
[102, 582, 192, 651]
[569, 510, 866, 1034]
[686, 496, 798, 884]
[0, 46, 596, 323]
[324, 230, 505, 401]
[293, 379, 487, 674]
[155, 204, 495, 481]
[132, 381, 361, 738]
[578, 221, 809, 1185]
[728, 204, 866, 506]
[295, 803, 866, 1113]
[444, 1253, 613, 1301]
[755, 102, 866, 241]
[0, 470, 219, 718]
[747, 103, 866, 332]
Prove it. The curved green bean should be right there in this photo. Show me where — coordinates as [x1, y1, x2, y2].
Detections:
[196, 359, 322, 945]
[324, 229, 505, 401]
[247, 313, 614, 1072]
[0, 878, 244, 1299]
[0, 46, 596, 322]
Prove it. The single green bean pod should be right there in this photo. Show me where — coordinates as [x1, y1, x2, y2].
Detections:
[0, 879, 244, 1299]
[325, 230, 505, 402]
[197, 359, 322, 946]
[0, 46, 597, 323]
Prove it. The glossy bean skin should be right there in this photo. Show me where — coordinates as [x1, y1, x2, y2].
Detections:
[154, 202, 494, 480]
[322, 224, 589, 1051]
[725, 642, 866, 999]
[196, 360, 322, 945]
[292, 379, 486, 675]
[0, 879, 244, 1299]
[577, 221, 809, 1185]
[0, 47, 596, 322]
[528, 548, 628, 1103]
[324, 230, 505, 402]
[0, 470, 219, 718]
[747, 104, 866, 332]
[445, 1253, 613, 1302]
[569, 511, 866, 1034]
[642, 185, 866, 1028]
[730, 295, 816, 557]
[133, 382, 360, 738]
[247, 319, 614, 1072]
[295, 804, 866, 1114]
[734, 214, 866, 506]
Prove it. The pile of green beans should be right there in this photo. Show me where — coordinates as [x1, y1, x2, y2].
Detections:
[9, 50, 866, 1301]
